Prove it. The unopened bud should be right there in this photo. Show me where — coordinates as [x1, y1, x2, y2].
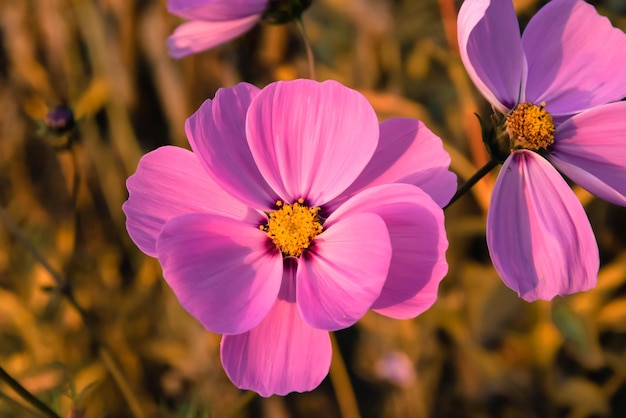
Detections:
[45, 105, 75, 135]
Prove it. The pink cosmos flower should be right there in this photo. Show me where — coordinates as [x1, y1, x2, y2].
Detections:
[123, 79, 456, 396]
[458, 0, 626, 301]
[167, 0, 267, 58]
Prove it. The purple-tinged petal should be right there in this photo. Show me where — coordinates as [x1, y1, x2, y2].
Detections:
[457, 0, 526, 112]
[167, 16, 261, 58]
[123, 146, 257, 257]
[327, 184, 447, 319]
[221, 267, 331, 397]
[328, 118, 456, 211]
[168, 0, 267, 21]
[156, 213, 282, 335]
[523, 0, 626, 117]
[296, 212, 391, 330]
[487, 151, 598, 301]
[246, 79, 379, 206]
[549, 102, 626, 206]
[185, 83, 277, 210]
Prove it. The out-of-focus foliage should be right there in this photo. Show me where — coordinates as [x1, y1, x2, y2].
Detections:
[0, 0, 625, 417]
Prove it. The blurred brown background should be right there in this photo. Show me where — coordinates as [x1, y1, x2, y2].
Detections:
[1, 0, 626, 416]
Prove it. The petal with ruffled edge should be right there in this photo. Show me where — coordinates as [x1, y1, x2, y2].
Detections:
[123, 146, 257, 257]
[487, 151, 598, 301]
[296, 212, 391, 330]
[549, 102, 626, 206]
[185, 83, 277, 210]
[246, 79, 379, 206]
[167, 15, 261, 58]
[458, 0, 526, 112]
[168, 0, 266, 21]
[327, 184, 447, 319]
[327, 118, 456, 211]
[523, 0, 626, 118]
[156, 213, 282, 335]
[221, 264, 331, 397]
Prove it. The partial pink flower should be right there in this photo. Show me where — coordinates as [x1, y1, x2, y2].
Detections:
[167, 0, 312, 58]
[123, 79, 455, 396]
[458, 0, 626, 301]
[167, 0, 266, 58]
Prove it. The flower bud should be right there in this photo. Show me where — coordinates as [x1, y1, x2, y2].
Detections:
[45, 105, 75, 135]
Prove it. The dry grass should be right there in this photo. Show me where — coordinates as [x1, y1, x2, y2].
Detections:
[1, 0, 626, 416]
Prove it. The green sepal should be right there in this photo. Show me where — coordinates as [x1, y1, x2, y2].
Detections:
[476, 112, 509, 164]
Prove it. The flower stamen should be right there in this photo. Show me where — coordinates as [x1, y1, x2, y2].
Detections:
[505, 102, 555, 151]
[261, 198, 323, 257]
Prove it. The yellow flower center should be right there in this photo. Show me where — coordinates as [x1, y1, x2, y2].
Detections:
[505, 102, 555, 151]
[260, 198, 323, 257]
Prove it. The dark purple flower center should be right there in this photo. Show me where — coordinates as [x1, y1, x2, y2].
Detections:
[505, 102, 555, 151]
[260, 198, 323, 257]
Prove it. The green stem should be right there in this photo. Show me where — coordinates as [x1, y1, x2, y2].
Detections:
[295, 17, 316, 80]
[0, 365, 61, 418]
[444, 158, 499, 210]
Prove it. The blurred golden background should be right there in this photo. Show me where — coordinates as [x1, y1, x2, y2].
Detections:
[1, 0, 626, 416]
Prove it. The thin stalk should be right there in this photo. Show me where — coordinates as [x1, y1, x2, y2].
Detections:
[0, 365, 61, 418]
[0, 208, 65, 291]
[0, 206, 89, 321]
[98, 348, 145, 418]
[329, 333, 362, 418]
[295, 17, 316, 80]
[444, 158, 499, 210]
[69, 145, 81, 208]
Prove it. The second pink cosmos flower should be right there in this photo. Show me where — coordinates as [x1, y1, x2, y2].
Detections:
[458, 0, 626, 301]
[123, 79, 456, 396]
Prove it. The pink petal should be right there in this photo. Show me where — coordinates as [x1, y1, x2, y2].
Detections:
[185, 83, 277, 210]
[327, 118, 456, 211]
[123, 146, 256, 257]
[221, 269, 331, 397]
[487, 151, 598, 301]
[457, 0, 526, 112]
[522, 0, 626, 117]
[245, 79, 380, 206]
[168, 0, 266, 21]
[549, 102, 626, 206]
[327, 184, 448, 319]
[167, 16, 260, 58]
[296, 212, 392, 330]
[156, 213, 283, 335]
